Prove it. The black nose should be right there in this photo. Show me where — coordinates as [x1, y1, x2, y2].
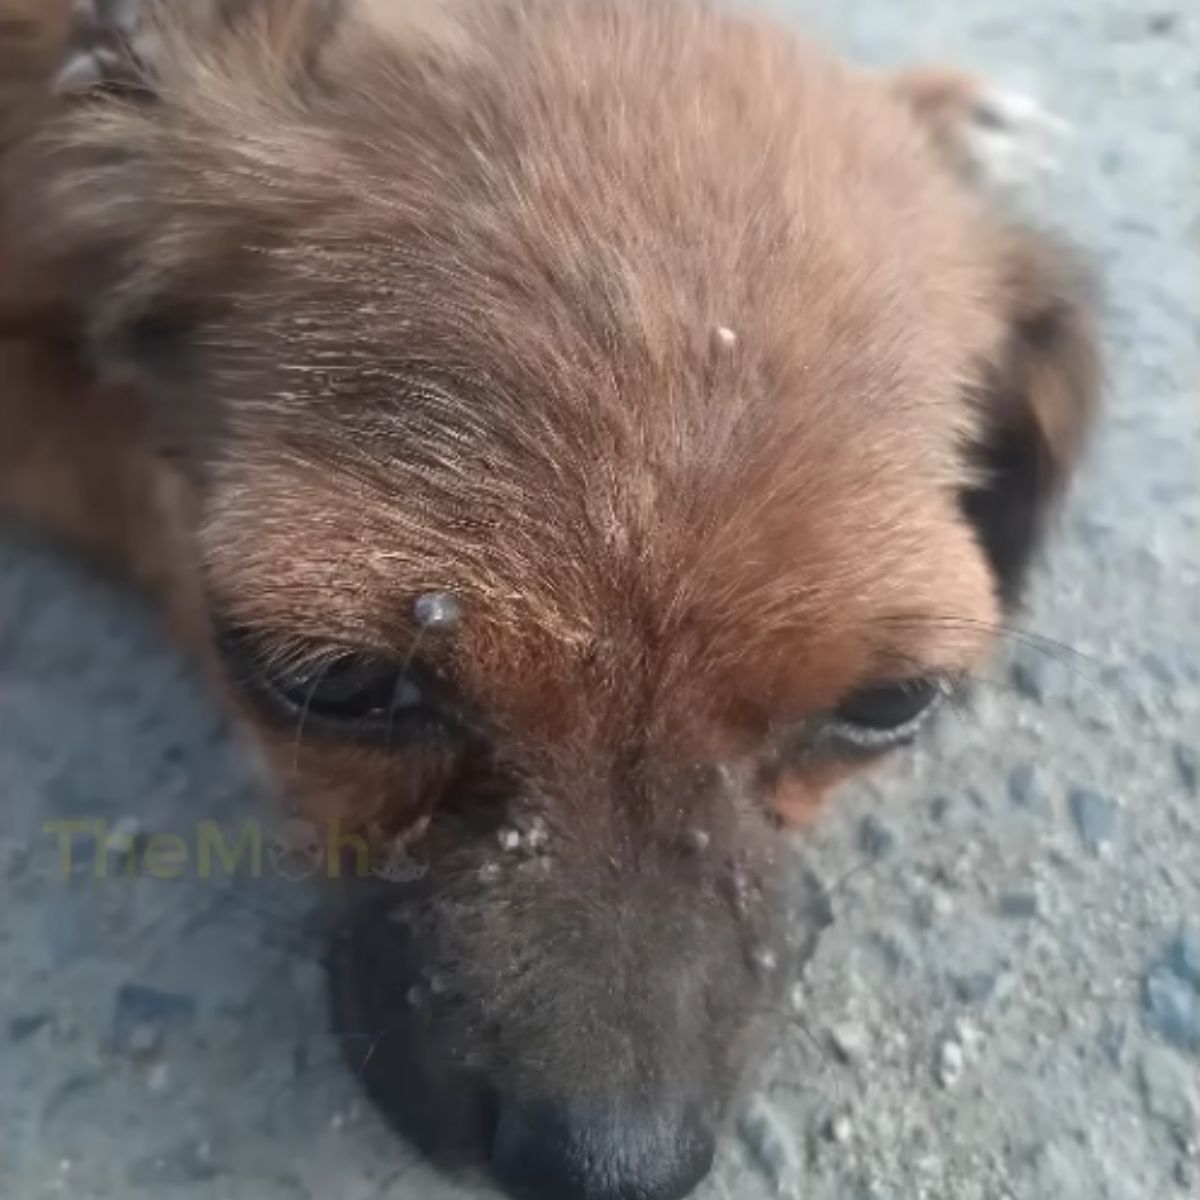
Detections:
[492, 1098, 714, 1200]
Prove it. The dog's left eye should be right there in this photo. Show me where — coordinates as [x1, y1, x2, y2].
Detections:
[824, 677, 945, 749]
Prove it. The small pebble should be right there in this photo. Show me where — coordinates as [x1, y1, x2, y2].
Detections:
[478, 862, 502, 884]
[1173, 744, 1198, 796]
[1010, 649, 1049, 702]
[937, 1039, 965, 1088]
[738, 1096, 798, 1191]
[828, 1021, 871, 1066]
[498, 828, 522, 852]
[1138, 1045, 1198, 1130]
[685, 828, 711, 853]
[1166, 928, 1200, 989]
[858, 814, 898, 860]
[928, 795, 953, 823]
[1068, 787, 1117, 854]
[1008, 763, 1052, 815]
[713, 325, 738, 349]
[1142, 967, 1200, 1054]
[952, 971, 998, 1005]
[828, 1112, 854, 1144]
[146, 1062, 171, 1093]
[913, 888, 956, 928]
[956, 1019, 982, 1051]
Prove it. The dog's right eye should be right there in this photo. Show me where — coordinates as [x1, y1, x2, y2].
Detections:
[215, 622, 445, 743]
[266, 653, 425, 726]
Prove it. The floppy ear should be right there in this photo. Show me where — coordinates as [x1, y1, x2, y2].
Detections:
[886, 67, 1100, 606]
[960, 231, 1099, 606]
[0, 0, 343, 401]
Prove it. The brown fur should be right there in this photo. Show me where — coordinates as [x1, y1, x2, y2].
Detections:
[0, 2, 1099, 1196]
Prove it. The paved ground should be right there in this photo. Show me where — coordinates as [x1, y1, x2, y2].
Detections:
[1, 1, 1197, 1198]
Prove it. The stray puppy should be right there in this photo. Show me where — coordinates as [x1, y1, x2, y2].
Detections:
[0, 2, 1098, 1198]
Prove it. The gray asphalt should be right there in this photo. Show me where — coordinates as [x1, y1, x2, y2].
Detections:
[1, 1, 1197, 1198]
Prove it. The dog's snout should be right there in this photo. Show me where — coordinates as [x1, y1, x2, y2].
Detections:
[492, 1097, 714, 1200]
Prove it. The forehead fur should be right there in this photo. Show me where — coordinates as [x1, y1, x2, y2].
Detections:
[30, 0, 1005, 741]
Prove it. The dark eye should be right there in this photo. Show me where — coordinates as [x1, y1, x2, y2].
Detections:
[269, 653, 424, 726]
[824, 677, 945, 750]
[215, 621, 447, 744]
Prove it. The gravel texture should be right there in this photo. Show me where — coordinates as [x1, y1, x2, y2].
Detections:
[1, 1, 1198, 1198]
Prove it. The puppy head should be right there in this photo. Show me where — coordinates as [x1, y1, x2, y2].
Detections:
[5, 2, 1098, 1196]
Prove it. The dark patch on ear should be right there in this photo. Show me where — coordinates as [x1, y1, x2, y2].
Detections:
[961, 236, 1100, 607]
[960, 374, 1054, 607]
